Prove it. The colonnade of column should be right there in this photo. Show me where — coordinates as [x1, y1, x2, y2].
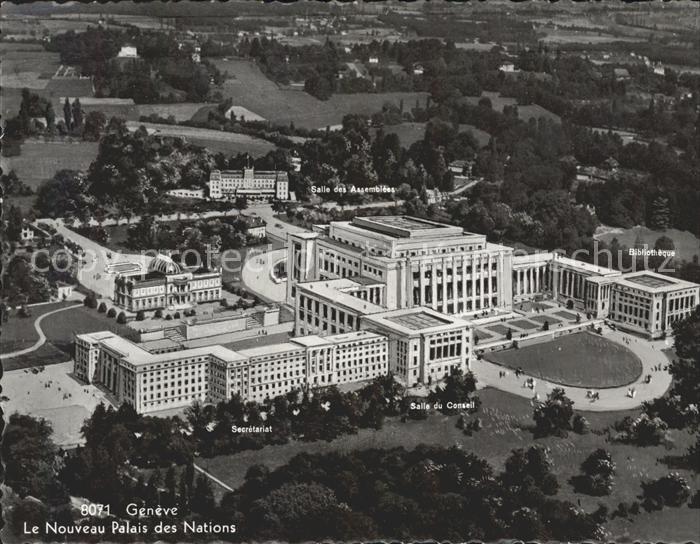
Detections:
[513, 265, 548, 297]
[414, 252, 504, 313]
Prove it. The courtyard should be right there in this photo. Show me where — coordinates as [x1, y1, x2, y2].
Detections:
[485, 331, 643, 388]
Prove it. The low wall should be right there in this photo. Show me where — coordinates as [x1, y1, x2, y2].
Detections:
[183, 315, 248, 339]
[477, 319, 604, 354]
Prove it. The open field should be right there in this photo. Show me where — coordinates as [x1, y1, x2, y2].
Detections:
[486, 331, 643, 388]
[462, 92, 561, 124]
[196, 386, 699, 541]
[1, 48, 61, 89]
[595, 225, 700, 264]
[211, 58, 429, 129]
[537, 27, 645, 44]
[371, 122, 492, 148]
[139, 102, 217, 122]
[0, 139, 99, 189]
[125, 121, 276, 156]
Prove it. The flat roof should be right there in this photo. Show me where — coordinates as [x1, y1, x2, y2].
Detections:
[297, 278, 385, 314]
[386, 312, 452, 330]
[363, 307, 469, 335]
[326, 330, 385, 343]
[625, 274, 676, 288]
[554, 255, 621, 276]
[237, 342, 304, 359]
[615, 271, 698, 293]
[350, 215, 467, 239]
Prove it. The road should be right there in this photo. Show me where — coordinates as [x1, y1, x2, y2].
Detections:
[45, 219, 154, 299]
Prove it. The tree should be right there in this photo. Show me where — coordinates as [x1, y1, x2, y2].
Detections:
[642, 473, 691, 510]
[572, 449, 616, 496]
[84, 292, 98, 309]
[533, 388, 574, 437]
[234, 196, 248, 210]
[649, 195, 671, 230]
[35, 170, 93, 220]
[135, 310, 145, 321]
[191, 475, 215, 514]
[2, 414, 69, 505]
[97, 302, 107, 313]
[83, 110, 107, 141]
[2, 255, 51, 305]
[45, 102, 56, 130]
[117, 311, 127, 324]
[63, 97, 72, 130]
[72, 98, 84, 129]
[107, 307, 117, 318]
[6, 205, 24, 242]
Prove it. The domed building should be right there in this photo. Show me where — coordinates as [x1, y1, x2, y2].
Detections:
[148, 254, 183, 275]
[114, 253, 222, 312]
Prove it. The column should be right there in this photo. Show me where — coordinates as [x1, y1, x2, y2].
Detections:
[462, 258, 468, 312]
[442, 260, 448, 313]
[516, 269, 521, 296]
[431, 263, 438, 311]
[452, 256, 459, 313]
[485, 254, 492, 305]
[419, 263, 426, 306]
[471, 257, 477, 311]
[479, 254, 485, 310]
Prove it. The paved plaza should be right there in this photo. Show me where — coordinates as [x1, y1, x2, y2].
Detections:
[1, 361, 113, 446]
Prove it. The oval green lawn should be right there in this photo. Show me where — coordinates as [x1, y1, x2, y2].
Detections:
[485, 331, 643, 388]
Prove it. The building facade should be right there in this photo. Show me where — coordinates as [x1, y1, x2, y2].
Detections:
[609, 271, 699, 338]
[113, 254, 222, 312]
[208, 168, 289, 201]
[74, 330, 388, 414]
[288, 216, 514, 316]
[287, 215, 700, 340]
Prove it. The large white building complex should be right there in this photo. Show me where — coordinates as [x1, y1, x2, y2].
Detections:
[75, 214, 699, 414]
[208, 167, 289, 201]
[287, 215, 699, 340]
[75, 329, 388, 414]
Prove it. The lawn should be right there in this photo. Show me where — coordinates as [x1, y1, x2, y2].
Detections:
[461, 92, 561, 124]
[486, 331, 643, 388]
[41, 305, 134, 352]
[0, 139, 99, 190]
[554, 310, 579, 320]
[1, 304, 133, 371]
[509, 318, 540, 330]
[530, 314, 561, 324]
[125, 121, 276, 156]
[486, 323, 512, 336]
[0, 301, 76, 353]
[211, 58, 429, 130]
[196, 386, 699, 541]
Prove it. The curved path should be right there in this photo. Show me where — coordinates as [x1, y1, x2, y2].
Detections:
[2, 303, 82, 359]
[473, 328, 673, 412]
[240, 248, 287, 304]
